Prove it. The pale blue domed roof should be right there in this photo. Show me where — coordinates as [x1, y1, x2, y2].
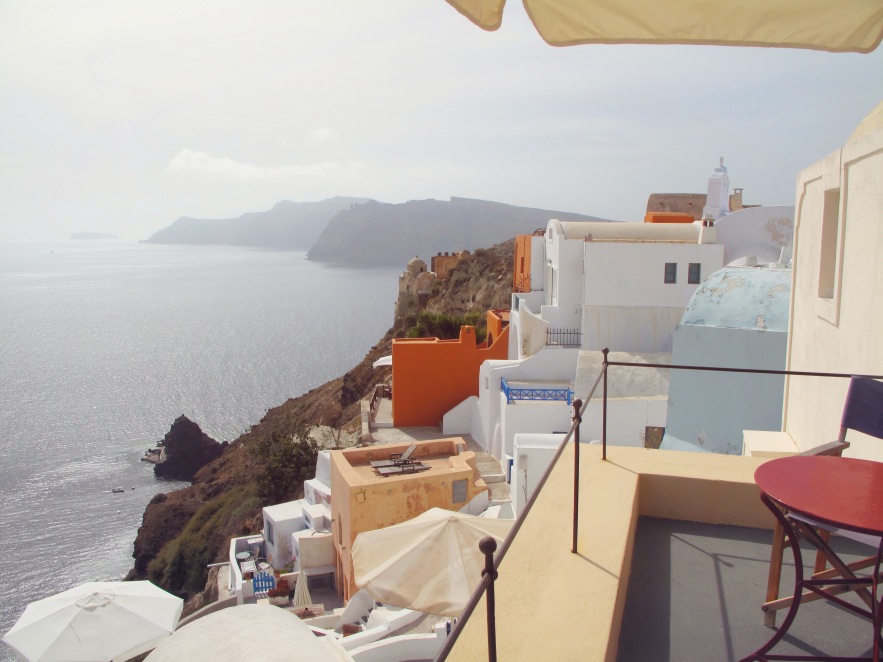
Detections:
[681, 266, 790, 331]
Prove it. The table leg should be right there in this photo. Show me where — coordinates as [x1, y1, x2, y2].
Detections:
[743, 494, 807, 661]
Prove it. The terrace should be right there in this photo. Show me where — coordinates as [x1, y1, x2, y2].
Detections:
[442, 443, 874, 661]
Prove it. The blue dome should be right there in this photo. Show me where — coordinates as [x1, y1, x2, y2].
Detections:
[680, 266, 790, 331]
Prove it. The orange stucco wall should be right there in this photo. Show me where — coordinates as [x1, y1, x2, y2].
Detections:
[486, 309, 509, 347]
[513, 234, 532, 292]
[329, 438, 488, 601]
[391, 325, 510, 428]
[643, 211, 696, 223]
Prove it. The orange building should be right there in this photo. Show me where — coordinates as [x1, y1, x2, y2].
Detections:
[513, 234, 533, 292]
[486, 309, 510, 347]
[391, 325, 510, 427]
[329, 438, 488, 600]
[431, 250, 469, 280]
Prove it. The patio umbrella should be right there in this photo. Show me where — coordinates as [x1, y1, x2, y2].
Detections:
[352, 508, 513, 617]
[2, 580, 183, 662]
[293, 571, 313, 609]
[145, 604, 351, 662]
[444, 0, 883, 53]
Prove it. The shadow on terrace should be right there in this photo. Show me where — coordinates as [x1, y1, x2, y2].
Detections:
[436, 354, 883, 662]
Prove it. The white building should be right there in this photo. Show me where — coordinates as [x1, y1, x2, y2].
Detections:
[745, 101, 883, 461]
[663, 265, 792, 454]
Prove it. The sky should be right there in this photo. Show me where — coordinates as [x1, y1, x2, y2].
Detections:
[1, 1, 881, 242]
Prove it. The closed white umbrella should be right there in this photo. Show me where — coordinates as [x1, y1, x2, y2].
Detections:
[445, 0, 883, 53]
[2, 581, 183, 662]
[352, 508, 512, 617]
[293, 572, 313, 609]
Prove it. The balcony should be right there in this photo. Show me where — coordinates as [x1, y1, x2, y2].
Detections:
[442, 444, 873, 661]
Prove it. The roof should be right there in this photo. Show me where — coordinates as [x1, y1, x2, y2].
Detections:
[263, 500, 305, 522]
[681, 266, 791, 331]
[551, 219, 701, 243]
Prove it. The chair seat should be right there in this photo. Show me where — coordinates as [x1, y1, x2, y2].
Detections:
[789, 511, 882, 549]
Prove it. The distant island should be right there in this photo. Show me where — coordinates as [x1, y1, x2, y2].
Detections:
[71, 232, 117, 240]
[144, 196, 611, 266]
[142, 197, 369, 251]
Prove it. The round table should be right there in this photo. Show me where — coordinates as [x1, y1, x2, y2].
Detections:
[235, 551, 251, 561]
[746, 456, 883, 661]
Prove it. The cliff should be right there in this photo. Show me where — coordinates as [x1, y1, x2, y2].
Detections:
[154, 415, 226, 482]
[308, 197, 605, 266]
[143, 197, 367, 249]
[127, 240, 514, 601]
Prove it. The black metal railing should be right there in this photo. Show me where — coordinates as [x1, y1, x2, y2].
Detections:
[545, 327, 581, 348]
[435, 347, 883, 661]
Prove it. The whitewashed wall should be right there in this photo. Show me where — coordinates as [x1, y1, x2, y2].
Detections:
[784, 120, 883, 461]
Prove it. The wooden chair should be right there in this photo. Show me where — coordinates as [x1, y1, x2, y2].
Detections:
[763, 376, 883, 626]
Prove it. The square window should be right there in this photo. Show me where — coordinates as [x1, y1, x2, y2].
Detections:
[688, 263, 701, 284]
[664, 262, 677, 284]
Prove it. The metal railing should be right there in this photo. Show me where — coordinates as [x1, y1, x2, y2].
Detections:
[435, 348, 883, 661]
[545, 327, 581, 348]
[501, 377, 573, 404]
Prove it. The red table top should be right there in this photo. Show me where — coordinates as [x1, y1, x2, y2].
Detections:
[755, 456, 883, 537]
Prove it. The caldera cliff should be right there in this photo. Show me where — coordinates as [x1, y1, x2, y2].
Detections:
[127, 239, 515, 607]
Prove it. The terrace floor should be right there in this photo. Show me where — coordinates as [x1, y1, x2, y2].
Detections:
[618, 517, 874, 661]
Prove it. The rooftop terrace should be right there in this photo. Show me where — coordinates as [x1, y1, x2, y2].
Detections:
[445, 444, 876, 661]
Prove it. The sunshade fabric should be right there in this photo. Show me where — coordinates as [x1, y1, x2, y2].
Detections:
[2, 581, 183, 662]
[445, 0, 883, 53]
[352, 508, 513, 617]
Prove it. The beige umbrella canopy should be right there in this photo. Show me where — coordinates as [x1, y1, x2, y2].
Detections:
[445, 0, 883, 53]
[146, 605, 351, 662]
[352, 508, 513, 617]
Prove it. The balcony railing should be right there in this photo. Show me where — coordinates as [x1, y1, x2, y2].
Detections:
[501, 377, 573, 405]
[545, 327, 581, 348]
[435, 349, 883, 662]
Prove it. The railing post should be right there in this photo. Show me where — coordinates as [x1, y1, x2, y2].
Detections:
[572, 399, 582, 554]
[602, 347, 609, 461]
[480, 537, 498, 662]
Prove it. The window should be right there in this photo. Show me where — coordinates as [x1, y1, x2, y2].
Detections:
[664, 262, 677, 284]
[817, 188, 841, 300]
[688, 263, 701, 284]
[266, 520, 274, 545]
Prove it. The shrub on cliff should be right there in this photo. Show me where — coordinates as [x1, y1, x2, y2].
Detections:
[405, 310, 486, 343]
[251, 424, 319, 506]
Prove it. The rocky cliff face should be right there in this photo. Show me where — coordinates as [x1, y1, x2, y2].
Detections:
[154, 415, 226, 482]
[127, 239, 515, 599]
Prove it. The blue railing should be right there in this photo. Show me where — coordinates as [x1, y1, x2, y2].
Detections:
[501, 377, 573, 405]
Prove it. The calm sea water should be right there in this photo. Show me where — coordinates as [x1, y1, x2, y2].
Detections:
[0, 241, 399, 653]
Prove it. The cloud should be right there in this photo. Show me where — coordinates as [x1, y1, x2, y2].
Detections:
[166, 149, 367, 180]
[307, 128, 338, 143]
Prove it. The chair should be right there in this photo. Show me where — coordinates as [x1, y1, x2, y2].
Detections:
[369, 442, 418, 468]
[763, 376, 883, 626]
[375, 462, 430, 477]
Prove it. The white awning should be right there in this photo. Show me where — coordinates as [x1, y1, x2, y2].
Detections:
[372, 355, 392, 368]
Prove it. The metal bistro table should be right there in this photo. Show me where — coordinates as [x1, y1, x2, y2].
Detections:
[745, 456, 883, 661]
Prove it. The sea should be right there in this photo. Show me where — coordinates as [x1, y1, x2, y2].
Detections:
[0, 241, 400, 654]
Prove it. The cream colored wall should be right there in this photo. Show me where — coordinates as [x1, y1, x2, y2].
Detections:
[784, 124, 883, 460]
[330, 439, 489, 601]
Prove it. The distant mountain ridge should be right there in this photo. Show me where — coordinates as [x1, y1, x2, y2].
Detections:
[307, 197, 609, 265]
[144, 196, 611, 265]
[143, 197, 368, 250]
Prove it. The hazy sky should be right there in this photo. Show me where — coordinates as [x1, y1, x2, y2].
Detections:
[1, 1, 881, 242]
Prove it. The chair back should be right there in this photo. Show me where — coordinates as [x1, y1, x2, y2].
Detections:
[841, 376, 883, 440]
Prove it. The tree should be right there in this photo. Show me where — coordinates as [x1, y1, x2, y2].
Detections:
[251, 424, 319, 505]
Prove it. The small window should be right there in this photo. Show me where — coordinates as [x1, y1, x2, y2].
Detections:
[266, 520, 274, 545]
[688, 263, 701, 284]
[664, 262, 677, 284]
